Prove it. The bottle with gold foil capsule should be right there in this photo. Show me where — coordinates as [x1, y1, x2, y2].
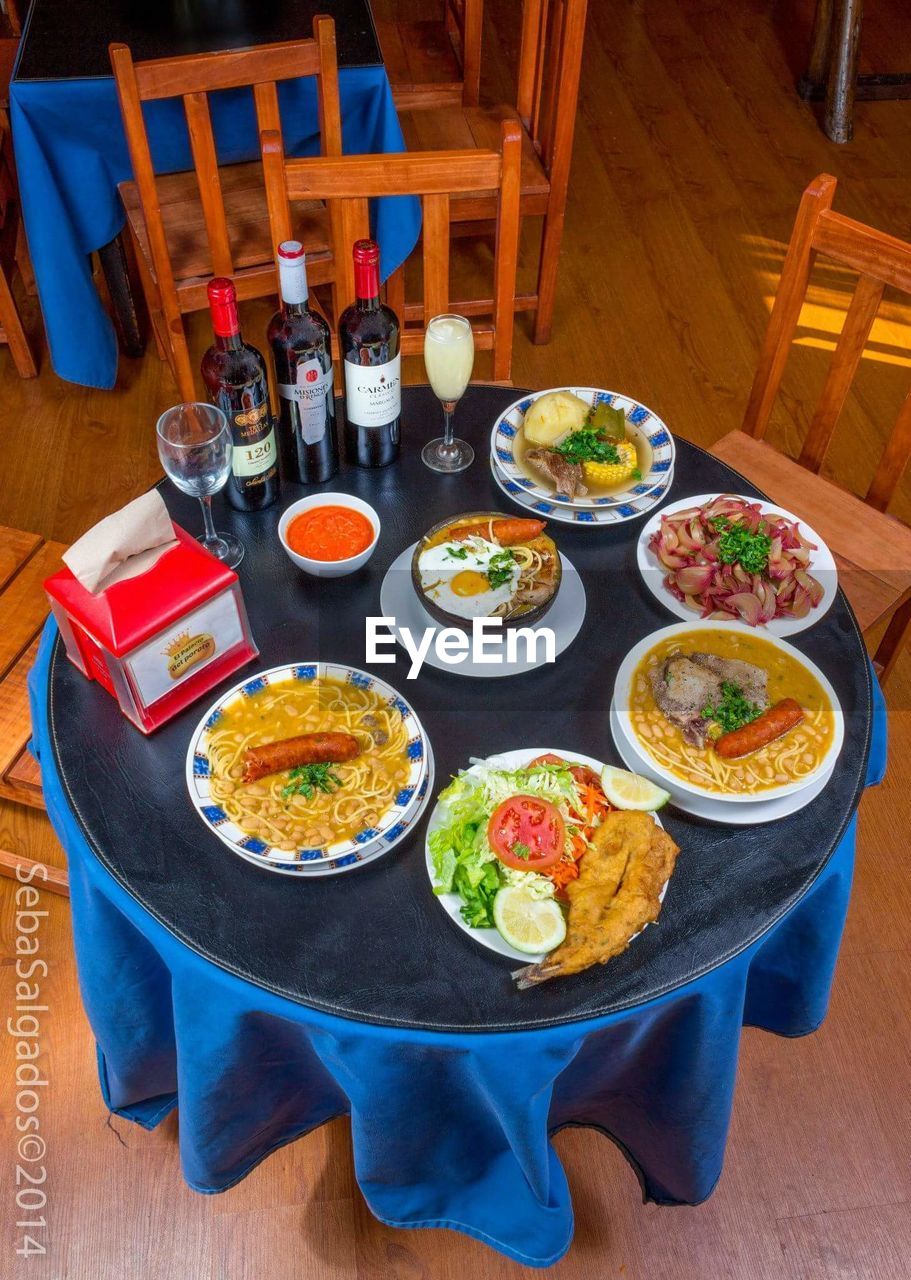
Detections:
[201, 278, 280, 512]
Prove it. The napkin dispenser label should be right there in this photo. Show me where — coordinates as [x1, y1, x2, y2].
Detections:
[125, 592, 244, 706]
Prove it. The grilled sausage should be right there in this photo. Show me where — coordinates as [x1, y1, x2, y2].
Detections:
[451, 517, 546, 546]
[714, 699, 804, 760]
[242, 732, 360, 783]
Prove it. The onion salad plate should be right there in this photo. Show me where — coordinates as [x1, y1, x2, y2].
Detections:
[636, 493, 838, 637]
[490, 386, 676, 508]
[187, 663, 431, 876]
[424, 747, 667, 963]
[490, 455, 675, 527]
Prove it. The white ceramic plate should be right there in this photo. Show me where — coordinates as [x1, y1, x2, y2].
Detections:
[491, 455, 675, 526]
[425, 747, 666, 963]
[636, 493, 838, 637]
[379, 545, 587, 678]
[187, 662, 430, 871]
[609, 701, 834, 825]
[490, 387, 676, 508]
[611, 621, 844, 805]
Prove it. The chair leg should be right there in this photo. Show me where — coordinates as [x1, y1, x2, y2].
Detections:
[0, 263, 37, 377]
[824, 0, 865, 143]
[533, 200, 567, 346]
[167, 317, 197, 403]
[872, 594, 911, 685]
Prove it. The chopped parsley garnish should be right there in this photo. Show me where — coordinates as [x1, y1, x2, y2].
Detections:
[486, 549, 517, 589]
[554, 428, 622, 466]
[701, 681, 763, 735]
[714, 520, 772, 574]
[445, 545, 469, 559]
[282, 762, 344, 801]
[511, 841, 531, 861]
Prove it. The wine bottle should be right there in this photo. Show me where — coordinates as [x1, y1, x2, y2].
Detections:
[338, 239, 401, 467]
[267, 241, 338, 486]
[201, 278, 280, 512]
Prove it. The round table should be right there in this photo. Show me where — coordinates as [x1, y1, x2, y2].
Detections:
[33, 385, 885, 1266]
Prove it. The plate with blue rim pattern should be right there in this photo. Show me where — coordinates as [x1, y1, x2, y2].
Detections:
[490, 455, 675, 526]
[186, 663, 431, 874]
[490, 387, 676, 508]
[220, 746, 436, 877]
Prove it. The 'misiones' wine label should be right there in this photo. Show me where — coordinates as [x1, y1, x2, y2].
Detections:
[279, 357, 334, 444]
[344, 354, 401, 431]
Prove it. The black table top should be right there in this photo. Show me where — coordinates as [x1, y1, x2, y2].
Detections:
[15, 0, 382, 81]
[48, 385, 872, 1033]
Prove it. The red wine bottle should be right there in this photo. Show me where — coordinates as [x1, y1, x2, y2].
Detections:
[338, 239, 401, 467]
[201, 278, 280, 512]
[267, 241, 337, 485]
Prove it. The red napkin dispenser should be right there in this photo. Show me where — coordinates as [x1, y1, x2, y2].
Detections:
[44, 523, 258, 734]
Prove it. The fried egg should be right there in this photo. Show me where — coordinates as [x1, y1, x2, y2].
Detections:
[418, 536, 521, 620]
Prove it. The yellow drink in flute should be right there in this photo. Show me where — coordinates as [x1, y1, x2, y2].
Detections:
[424, 315, 474, 402]
[422, 314, 476, 473]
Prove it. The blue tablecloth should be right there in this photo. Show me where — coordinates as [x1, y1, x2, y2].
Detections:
[29, 621, 888, 1267]
[10, 68, 421, 389]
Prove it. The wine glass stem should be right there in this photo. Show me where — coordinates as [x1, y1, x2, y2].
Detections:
[442, 400, 456, 449]
[199, 494, 219, 550]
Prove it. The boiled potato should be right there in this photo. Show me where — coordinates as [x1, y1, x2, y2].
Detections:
[522, 391, 590, 447]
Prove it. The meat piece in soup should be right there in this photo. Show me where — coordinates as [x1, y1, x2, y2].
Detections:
[649, 652, 768, 746]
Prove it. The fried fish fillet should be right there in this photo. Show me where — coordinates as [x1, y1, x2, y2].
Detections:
[515, 811, 680, 987]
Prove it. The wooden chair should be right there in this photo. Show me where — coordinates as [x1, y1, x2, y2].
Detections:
[374, 0, 483, 110]
[0, 109, 36, 377]
[261, 118, 522, 381]
[710, 173, 911, 684]
[0, 521, 69, 897]
[109, 19, 342, 402]
[398, 0, 588, 345]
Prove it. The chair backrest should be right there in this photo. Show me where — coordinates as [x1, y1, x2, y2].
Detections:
[516, 0, 588, 186]
[446, 0, 484, 106]
[743, 173, 911, 513]
[261, 118, 523, 381]
[109, 19, 341, 292]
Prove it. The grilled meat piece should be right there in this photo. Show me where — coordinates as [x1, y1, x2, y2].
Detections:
[649, 652, 768, 746]
[526, 448, 588, 500]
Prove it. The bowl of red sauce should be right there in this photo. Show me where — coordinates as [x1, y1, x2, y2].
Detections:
[278, 494, 380, 578]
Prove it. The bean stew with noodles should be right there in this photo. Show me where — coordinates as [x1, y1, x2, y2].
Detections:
[206, 678, 412, 852]
[630, 629, 835, 796]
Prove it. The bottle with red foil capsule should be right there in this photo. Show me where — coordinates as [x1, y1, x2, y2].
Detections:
[267, 241, 337, 485]
[338, 239, 401, 467]
[201, 278, 280, 512]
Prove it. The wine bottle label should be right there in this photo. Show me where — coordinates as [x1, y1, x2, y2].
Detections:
[278, 358, 334, 444]
[232, 424, 277, 478]
[344, 353, 401, 428]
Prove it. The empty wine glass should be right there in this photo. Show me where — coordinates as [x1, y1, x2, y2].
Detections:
[156, 403, 244, 568]
[422, 314, 475, 472]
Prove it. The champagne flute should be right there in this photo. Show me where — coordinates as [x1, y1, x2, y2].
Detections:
[422, 314, 475, 472]
[156, 403, 244, 568]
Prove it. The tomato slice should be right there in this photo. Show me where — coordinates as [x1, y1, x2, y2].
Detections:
[569, 764, 601, 791]
[488, 795, 566, 870]
[529, 753, 565, 767]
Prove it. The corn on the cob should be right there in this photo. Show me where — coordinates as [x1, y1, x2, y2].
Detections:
[582, 440, 638, 487]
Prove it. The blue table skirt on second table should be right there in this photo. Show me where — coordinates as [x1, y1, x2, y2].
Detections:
[10, 68, 421, 389]
[28, 621, 888, 1268]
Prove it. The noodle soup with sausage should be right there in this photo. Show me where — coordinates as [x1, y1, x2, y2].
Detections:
[629, 629, 837, 797]
[206, 678, 412, 853]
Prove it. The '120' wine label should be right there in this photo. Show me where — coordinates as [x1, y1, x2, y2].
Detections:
[344, 353, 401, 428]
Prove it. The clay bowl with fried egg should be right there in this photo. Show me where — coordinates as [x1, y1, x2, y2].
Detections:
[410, 511, 562, 634]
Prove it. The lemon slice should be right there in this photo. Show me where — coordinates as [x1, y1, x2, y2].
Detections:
[493, 885, 567, 954]
[600, 765, 670, 811]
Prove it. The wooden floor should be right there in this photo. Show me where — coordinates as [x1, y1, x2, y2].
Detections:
[2, 1, 911, 1276]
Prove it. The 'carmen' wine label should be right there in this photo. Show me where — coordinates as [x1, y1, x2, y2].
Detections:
[278, 357, 334, 444]
[344, 353, 401, 428]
